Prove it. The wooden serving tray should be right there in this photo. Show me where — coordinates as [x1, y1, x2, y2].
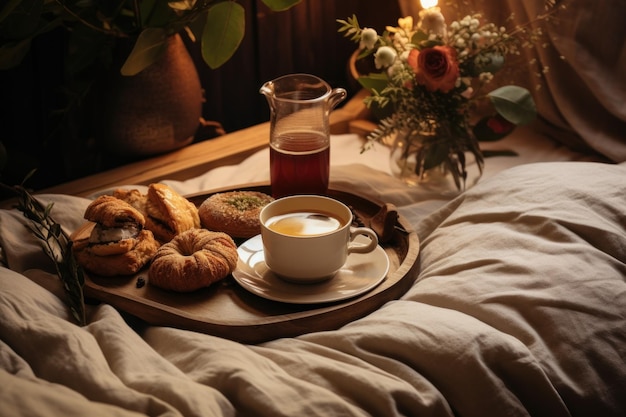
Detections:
[78, 184, 420, 344]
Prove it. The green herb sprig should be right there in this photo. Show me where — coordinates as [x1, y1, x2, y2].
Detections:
[1, 172, 86, 326]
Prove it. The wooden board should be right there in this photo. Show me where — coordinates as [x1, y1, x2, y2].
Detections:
[77, 184, 420, 344]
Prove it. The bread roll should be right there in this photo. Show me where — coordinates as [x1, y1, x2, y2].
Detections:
[198, 191, 273, 238]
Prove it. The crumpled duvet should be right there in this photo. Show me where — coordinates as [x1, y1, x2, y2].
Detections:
[1, 161, 625, 417]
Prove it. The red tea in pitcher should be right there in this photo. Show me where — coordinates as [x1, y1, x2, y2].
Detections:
[260, 74, 346, 198]
[270, 130, 330, 198]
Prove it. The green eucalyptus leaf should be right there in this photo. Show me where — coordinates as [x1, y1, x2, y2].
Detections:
[261, 0, 302, 11]
[411, 30, 428, 45]
[358, 73, 389, 93]
[488, 85, 537, 126]
[202, 2, 245, 69]
[120, 28, 168, 76]
[422, 141, 448, 170]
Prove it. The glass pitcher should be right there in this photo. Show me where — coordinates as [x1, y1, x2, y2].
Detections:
[260, 74, 347, 198]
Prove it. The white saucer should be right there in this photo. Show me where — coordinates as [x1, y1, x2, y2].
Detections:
[233, 235, 390, 304]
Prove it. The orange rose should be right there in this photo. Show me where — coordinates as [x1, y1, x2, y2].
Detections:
[407, 46, 459, 93]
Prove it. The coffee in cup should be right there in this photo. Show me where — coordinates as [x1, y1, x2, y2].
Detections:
[259, 195, 378, 283]
[265, 211, 342, 236]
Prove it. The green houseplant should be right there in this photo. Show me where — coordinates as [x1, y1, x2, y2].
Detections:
[0, 0, 302, 74]
[0, 0, 302, 170]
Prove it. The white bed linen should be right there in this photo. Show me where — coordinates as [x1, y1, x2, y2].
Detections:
[1, 132, 624, 417]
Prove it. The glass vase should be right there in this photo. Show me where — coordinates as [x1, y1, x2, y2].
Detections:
[389, 123, 483, 195]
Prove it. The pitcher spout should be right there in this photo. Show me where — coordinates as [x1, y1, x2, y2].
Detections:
[259, 81, 275, 106]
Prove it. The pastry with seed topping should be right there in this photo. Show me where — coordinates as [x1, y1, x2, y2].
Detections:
[198, 191, 274, 238]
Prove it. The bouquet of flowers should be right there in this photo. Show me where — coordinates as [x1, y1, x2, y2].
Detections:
[338, 2, 562, 191]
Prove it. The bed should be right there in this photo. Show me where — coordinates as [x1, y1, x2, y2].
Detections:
[1, 0, 625, 416]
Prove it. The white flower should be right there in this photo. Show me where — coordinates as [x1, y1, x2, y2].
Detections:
[374, 46, 397, 69]
[419, 10, 446, 36]
[360, 28, 378, 50]
[388, 58, 405, 77]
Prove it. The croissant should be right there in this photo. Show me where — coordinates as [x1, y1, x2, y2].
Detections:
[112, 188, 147, 214]
[148, 228, 238, 292]
[73, 195, 159, 276]
[84, 194, 145, 228]
[144, 183, 200, 243]
[114, 184, 200, 243]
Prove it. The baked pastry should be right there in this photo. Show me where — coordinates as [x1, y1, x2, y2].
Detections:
[148, 229, 238, 292]
[198, 191, 274, 238]
[116, 183, 200, 243]
[73, 195, 159, 276]
[144, 183, 200, 242]
[112, 188, 147, 213]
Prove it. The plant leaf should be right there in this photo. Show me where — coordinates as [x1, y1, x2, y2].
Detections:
[142, 0, 178, 29]
[422, 141, 448, 170]
[201, 2, 245, 69]
[357, 73, 389, 93]
[488, 85, 537, 126]
[4, 182, 87, 326]
[120, 28, 168, 76]
[411, 30, 428, 45]
[261, 0, 302, 11]
[0, 12, 63, 69]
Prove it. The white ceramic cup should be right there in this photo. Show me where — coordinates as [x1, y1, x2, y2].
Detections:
[259, 195, 379, 283]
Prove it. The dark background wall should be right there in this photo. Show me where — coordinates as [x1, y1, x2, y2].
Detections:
[189, 0, 401, 133]
[0, 0, 401, 192]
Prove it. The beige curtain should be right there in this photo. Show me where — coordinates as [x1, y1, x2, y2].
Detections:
[397, 0, 626, 162]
